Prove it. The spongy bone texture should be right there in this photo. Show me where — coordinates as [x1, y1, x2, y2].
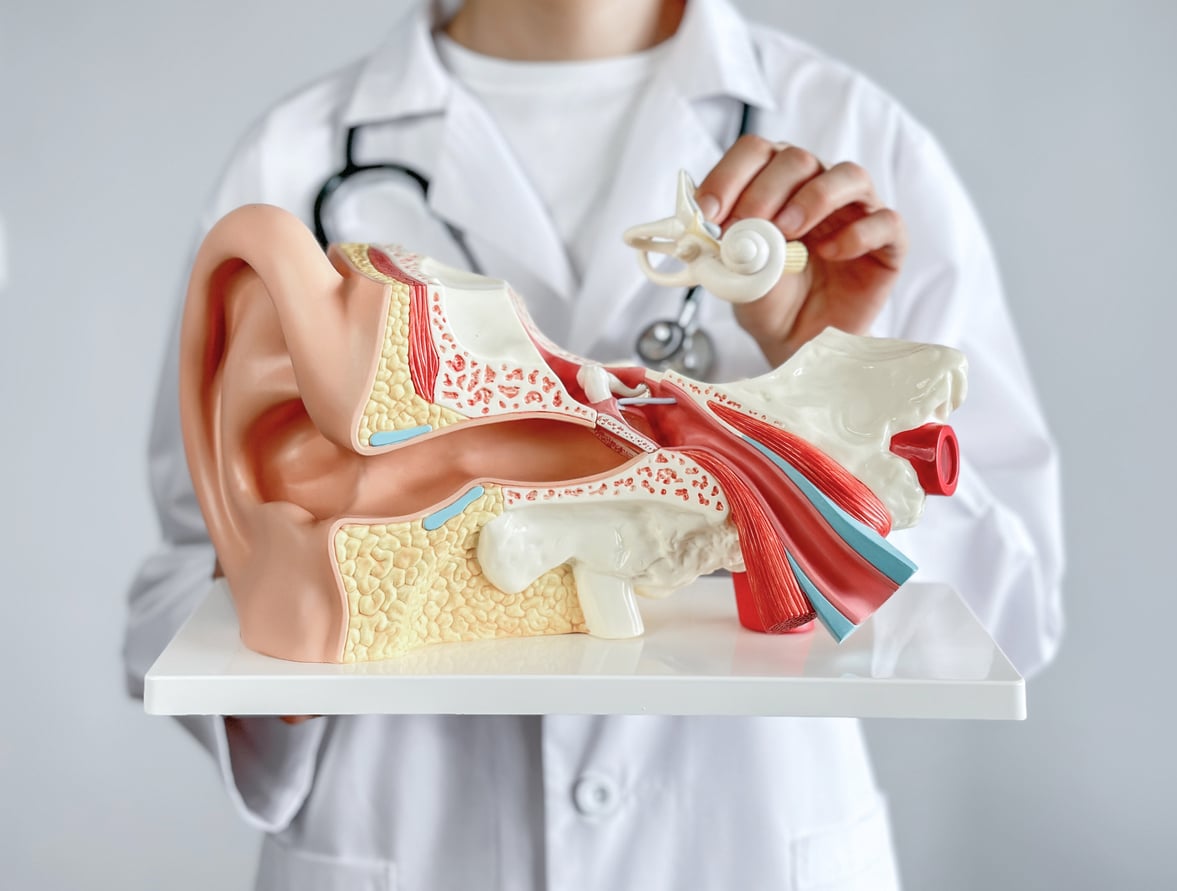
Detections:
[340, 243, 465, 447]
[335, 486, 584, 661]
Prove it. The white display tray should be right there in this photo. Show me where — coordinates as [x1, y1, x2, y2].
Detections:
[144, 577, 1024, 719]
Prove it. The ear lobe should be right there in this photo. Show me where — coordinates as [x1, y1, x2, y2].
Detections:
[179, 205, 390, 661]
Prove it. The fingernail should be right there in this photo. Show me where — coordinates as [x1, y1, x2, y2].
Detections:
[779, 205, 805, 236]
[697, 193, 720, 220]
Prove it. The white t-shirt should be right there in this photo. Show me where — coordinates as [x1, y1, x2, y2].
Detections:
[434, 33, 667, 289]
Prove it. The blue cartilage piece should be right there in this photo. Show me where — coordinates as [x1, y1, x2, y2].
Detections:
[371, 425, 433, 447]
[423, 486, 486, 531]
[741, 435, 917, 585]
[786, 552, 856, 643]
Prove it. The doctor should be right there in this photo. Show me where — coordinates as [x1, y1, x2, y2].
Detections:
[124, 0, 1063, 889]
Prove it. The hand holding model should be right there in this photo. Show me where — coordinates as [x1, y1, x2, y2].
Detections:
[696, 136, 908, 365]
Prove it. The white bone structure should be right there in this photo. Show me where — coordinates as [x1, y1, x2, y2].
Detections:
[576, 364, 647, 404]
[478, 502, 743, 638]
[692, 329, 967, 529]
[621, 170, 807, 304]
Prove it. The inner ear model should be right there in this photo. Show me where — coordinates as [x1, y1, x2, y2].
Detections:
[180, 204, 967, 663]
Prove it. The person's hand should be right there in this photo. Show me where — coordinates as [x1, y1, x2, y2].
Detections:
[696, 135, 907, 366]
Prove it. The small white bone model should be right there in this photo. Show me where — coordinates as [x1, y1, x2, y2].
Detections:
[622, 170, 809, 304]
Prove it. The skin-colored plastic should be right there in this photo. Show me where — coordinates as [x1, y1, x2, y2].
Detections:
[179, 204, 966, 662]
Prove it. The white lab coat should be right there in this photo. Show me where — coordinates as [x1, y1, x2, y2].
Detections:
[123, 1, 1064, 888]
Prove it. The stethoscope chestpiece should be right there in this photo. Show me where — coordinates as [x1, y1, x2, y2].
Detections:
[637, 319, 687, 363]
[635, 284, 716, 379]
[637, 321, 716, 378]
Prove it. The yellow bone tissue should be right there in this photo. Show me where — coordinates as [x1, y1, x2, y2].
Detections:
[334, 485, 584, 662]
[339, 243, 465, 447]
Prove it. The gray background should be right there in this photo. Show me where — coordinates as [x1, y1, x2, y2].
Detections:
[1, 1, 1172, 888]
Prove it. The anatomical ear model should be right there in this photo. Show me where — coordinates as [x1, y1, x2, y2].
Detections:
[622, 170, 809, 303]
[180, 190, 965, 663]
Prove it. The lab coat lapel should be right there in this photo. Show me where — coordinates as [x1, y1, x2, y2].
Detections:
[342, 5, 574, 298]
[566, 0, 778, 357]
[341, 0, 776, 331]
[567, 83, 723, 357]
[427, 88, 576, 298]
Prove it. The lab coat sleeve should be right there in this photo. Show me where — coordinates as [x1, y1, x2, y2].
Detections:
[122, 120, 327, 833]
[882, 117, 1065, 677]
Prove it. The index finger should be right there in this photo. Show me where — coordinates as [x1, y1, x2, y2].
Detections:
[694, 135, 779, 222]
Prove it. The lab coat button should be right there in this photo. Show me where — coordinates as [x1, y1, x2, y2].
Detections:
[572, 774, 621, 817]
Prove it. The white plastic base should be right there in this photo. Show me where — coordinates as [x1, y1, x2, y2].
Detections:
[144, 576, 1024, 719]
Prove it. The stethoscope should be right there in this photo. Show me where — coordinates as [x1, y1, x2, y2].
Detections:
[312, 102, 754, 380]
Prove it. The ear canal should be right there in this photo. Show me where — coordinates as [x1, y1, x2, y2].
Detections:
[178, 204, 391, 661]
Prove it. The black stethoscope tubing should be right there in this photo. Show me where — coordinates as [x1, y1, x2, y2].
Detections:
[311, 101, 754, 378]
[312, 126, 481, 272]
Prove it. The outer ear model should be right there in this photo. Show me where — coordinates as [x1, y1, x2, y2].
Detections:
[179, 204, 398, 661]
[181, 205, 966, 663]
[180, 205, 621, 662]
